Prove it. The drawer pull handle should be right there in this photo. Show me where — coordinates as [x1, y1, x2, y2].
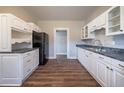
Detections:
[85, 55, 88, 57]
[27, 60, 31, 63]
[99, 56, 104, 59]
[27, 69, 31, 73]
[26, 53, 31, 56]
[119, 64, 124, 68]
[106, 66, 109, 69]
[110, 68, 113, 71]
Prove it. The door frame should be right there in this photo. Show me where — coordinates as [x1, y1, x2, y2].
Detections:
[54, 28, 70, 59]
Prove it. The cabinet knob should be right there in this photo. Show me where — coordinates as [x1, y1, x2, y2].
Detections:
[24, 28, 27, 30]
[120, 30, 123, 32]
[99, 56, 104, 59]
[106, 66, 109, 69]
[119, 64, 124, 68]
[110, 68, 113, 71]
[85, 55, 88, 57]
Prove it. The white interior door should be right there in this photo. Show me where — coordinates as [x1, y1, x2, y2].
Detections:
[56, 30, 67, 55]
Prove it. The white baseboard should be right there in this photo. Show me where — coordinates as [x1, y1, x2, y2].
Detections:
[67, 56, 77, 59]
[48, 56, 77, 59]
[48, 56, 56, 59]
[56, 53, 67, 55]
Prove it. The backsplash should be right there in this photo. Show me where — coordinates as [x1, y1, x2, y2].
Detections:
[12, 42, 32, 50]
[81, 29, 124, 49]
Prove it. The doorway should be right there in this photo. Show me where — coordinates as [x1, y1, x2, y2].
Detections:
[54, 28, 69, 59]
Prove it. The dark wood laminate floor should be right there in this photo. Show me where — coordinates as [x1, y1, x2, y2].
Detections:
[22, 59, 100, 87]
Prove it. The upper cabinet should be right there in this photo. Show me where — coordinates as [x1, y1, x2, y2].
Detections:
[106, 6, 124, 36]
[81, 11, 106, 40]
[0, 13, 41, 52]
[88, 12, 106, 32]
[12, 15, 28, 32]
[0, 14, 12, 52]
[27, 23, 41, 32]
[81, 25, 95, 39]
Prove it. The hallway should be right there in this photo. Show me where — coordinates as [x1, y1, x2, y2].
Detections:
[22, 59, 100, 87]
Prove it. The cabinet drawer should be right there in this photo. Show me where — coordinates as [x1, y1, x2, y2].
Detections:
[23, 52, 33, 67]
[23, 64, 32, 79]
[111, 59, 124, 70]
[23, 52, 32, 58]
[23, 56, 33, 67]
[12, 16, 27, 32]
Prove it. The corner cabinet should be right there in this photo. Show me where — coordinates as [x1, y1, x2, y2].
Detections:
[0, 49, 39, 86]
[106, 6, 124, 36]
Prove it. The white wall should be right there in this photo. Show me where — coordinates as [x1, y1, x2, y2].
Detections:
[37, 20, 84, 59]
[56, 30, 67, 55]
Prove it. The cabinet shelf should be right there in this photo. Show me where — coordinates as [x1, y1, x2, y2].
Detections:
[109, 14, 120, 21]
[108, 24, 120, 29]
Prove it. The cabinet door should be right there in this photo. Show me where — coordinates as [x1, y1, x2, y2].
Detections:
[96, 12, 106, 28]
[89, 53, 97, 76]
[34, 49, 39, 68]
[106, 6, 124, 36]
[77, 48, 87, 67]
[0, 15, 11, 52]
[0, 55, 22, 85]
[1, 55, 20, 78]
[97, 61, 108, 86]
[113, 69, 124, 87]
[12, 16, 27, 32]
[0, 56, 2, 83]
[77, 48, 83, 64]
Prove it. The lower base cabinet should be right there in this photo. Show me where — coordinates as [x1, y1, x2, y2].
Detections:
[0, 49, 39, 86]
[97, 61, 108, 86]
[113, 68, 124, 87]
[77, 47, 124, 87]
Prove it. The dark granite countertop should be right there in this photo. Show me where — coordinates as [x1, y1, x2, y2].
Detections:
[0, 48, 39, 54]
[76, 44, 124, 62]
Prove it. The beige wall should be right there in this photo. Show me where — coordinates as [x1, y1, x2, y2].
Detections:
[0, 6, 38, 24]
[85, 6, 111, 25]
[38, 21, 84, 58]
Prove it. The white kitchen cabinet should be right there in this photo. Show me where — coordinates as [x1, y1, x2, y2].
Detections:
[96, 12, 106, 29]
[87, 12, 106, 33]
[12, 15, 28, 32]
[113, 68, 124, 87]
[97, 61, 108, 86]
[81, 25, 95, 40]
[0, 56, 2, 84]
[88, 19, 96, 32]
[77, 47, 124, 87]
[77, 48, 84, 65]
[0, 14, 12, 52]
[34, 49, 39, 69]
[106, 6, 124, 36]
[27, 23, 40, 32]
[0, 14, 33, 52]
[77, 48, 97, 76]
[88, 51, 97, 77]
[0, 49, 39, 86]
[32, 49, 39, 70]
[77, 48, 89, 69]
[0, 55, 22, 86]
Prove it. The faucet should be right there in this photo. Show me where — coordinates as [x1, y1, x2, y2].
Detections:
[93, 39, 102, 46]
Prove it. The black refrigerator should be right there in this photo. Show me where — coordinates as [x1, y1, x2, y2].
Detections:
[33, 31, 49, 65]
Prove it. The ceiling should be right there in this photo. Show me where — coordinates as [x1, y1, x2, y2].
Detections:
[22, 6, 100, 21]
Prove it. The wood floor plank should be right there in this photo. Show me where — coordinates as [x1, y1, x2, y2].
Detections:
[22, 59, 100, 87]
